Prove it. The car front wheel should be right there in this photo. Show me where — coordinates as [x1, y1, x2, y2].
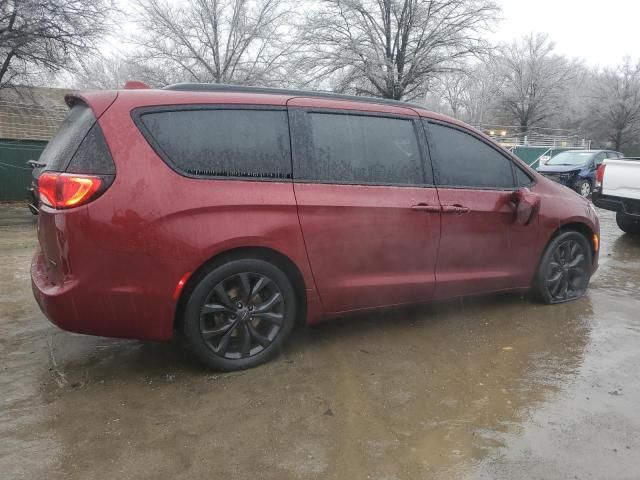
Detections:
[182, 258, 297, 371]
[532, 231, 593, 304]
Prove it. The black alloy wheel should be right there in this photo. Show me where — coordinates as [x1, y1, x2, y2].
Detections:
[533, 231, 592, 304]
[200, 272, 284, 359]
[182, 259, 297, 370]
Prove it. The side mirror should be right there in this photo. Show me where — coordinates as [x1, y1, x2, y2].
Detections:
[511, 188, 540, 225]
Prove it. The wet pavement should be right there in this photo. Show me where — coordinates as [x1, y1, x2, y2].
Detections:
[1, 203, 639, 480]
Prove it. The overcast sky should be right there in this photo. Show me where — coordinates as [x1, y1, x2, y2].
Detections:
[110, 0, 637, 67]
[492, 0, 638, 66]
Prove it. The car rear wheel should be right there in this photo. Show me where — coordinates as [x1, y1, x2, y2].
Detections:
[616, 211, 640, 234]
[575, 179, 591, 197]
[532, 231, 592, 304]
[182, 258, 297, 371]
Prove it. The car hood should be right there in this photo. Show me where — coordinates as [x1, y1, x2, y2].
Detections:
[537, 164, 584, 173]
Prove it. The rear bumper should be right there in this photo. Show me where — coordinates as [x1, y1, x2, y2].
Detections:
[31, 249, 174, 341]
[592, 192, 640, 217]
[31, 251, 79, 333]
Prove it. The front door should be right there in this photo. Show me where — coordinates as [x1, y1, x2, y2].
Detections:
[288, 100, 441, 313]
[424, 121, 540, 299]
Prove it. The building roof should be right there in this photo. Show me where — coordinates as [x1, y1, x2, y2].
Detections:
[0, 86, 70, 141]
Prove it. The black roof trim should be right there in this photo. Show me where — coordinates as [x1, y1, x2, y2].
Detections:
[162, 83, 424, 110]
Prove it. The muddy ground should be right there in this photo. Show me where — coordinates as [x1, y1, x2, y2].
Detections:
[1, 203, 639, 480]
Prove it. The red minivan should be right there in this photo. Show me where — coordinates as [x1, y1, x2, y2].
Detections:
[31, 84, 600, 370]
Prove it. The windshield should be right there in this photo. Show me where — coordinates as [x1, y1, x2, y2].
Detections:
[546, 151, 595, 166]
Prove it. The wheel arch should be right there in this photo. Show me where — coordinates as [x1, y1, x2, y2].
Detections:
[174, 246, 308, 332]
[541, 221, 597, 267]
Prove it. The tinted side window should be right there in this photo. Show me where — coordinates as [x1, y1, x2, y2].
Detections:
[66, 124, 115, 175]
[515, 165, 534, 187]
[304, 113, 423, 185]
[139, 109, 291, 179]
[426, 122, 515, 189]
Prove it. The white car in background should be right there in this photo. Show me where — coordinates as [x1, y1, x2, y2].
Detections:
[593, 157, 640, 234]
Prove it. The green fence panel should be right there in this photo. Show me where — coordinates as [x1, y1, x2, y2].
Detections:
[0, 139, 47, 201]
[511, 147, 582, 169]
[511, 147, 549, 167]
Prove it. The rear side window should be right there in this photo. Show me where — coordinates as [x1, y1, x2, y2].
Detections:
[303, 113, 424, 185]
[40, 103, 95, 172]
[426, 122, 515, 189]
[66, 124, 115, 175]
[138, 109, 292, 179]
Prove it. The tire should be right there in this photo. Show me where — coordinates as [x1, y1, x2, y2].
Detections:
[575, 179, 592, 197]
[182, 258, 297, 371]
[532, 231, 593, 304]
[616, 211, 640, 234]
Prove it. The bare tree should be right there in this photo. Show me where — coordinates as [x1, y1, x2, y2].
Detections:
[73, 55, 135, 89]
[498, 33, 578, 133]
[587, 59, 640, 151]
[459, 59, 504, 124]
[131, 0, 296, 86]
[72, 53, 179, 89]
[433, 69, 469, 118]
[0, 0, 114, 89]
[427, 57, 503, 124]
[296, 0, 498, 100]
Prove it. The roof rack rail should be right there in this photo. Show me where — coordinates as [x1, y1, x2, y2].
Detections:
[162, 83, 423, 110]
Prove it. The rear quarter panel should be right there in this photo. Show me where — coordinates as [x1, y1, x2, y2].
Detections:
[74, 91, 318, 340]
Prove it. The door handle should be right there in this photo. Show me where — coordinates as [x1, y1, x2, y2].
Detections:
[411, 204, 441, 213]
[441, 204, 470, 214]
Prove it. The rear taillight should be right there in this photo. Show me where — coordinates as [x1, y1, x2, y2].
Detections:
[595, 164, 606, 188]
[38, 172, 104, 209]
